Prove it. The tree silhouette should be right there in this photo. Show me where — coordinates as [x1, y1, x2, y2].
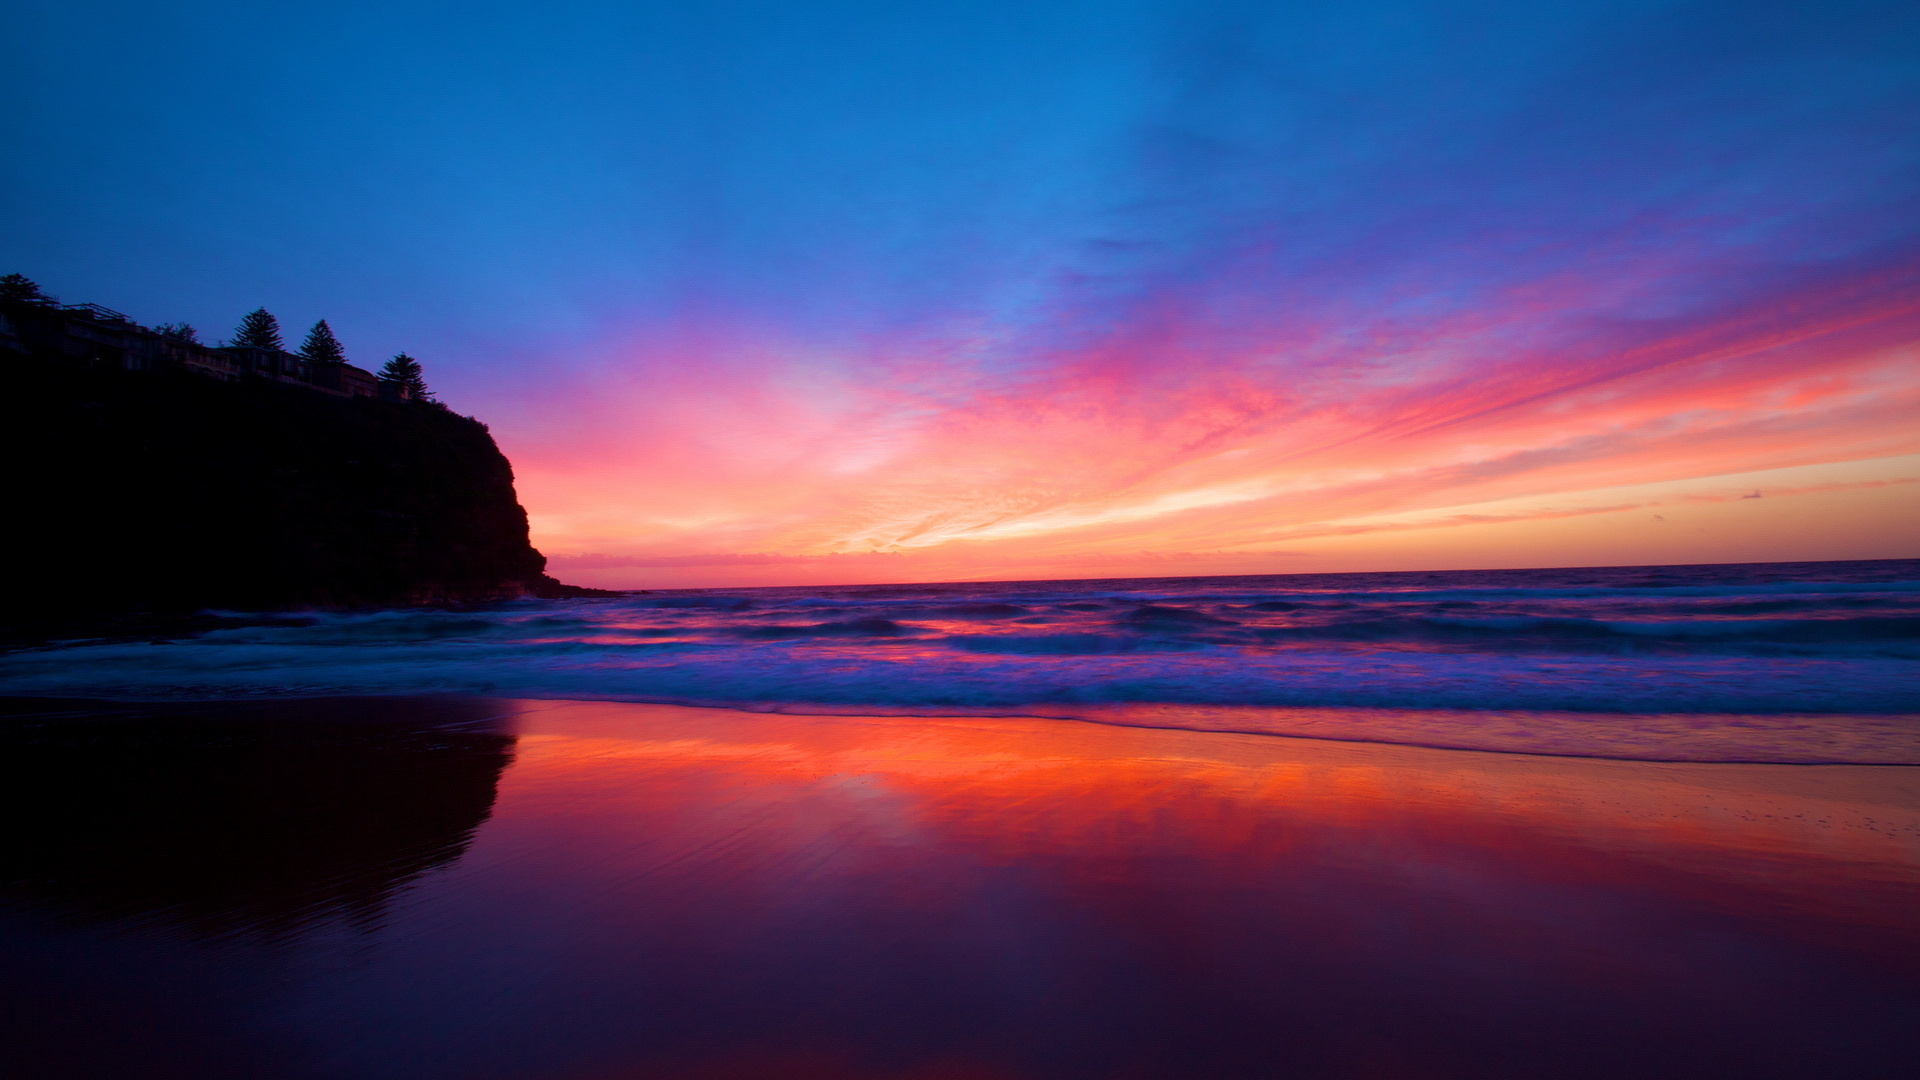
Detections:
[299, 320, 347, 365]
[155, 322, 199, 343]
[1, 273, 54, 304]
[378, 353, 433, 401]
[232, 308, 284, 350]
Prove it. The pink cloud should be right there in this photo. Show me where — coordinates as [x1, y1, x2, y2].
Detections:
[489, 244, 1920, 586]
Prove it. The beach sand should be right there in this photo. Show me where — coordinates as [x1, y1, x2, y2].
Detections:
[4, 696, 1918, 1078]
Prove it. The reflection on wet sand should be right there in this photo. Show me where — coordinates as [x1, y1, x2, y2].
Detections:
[5, 698, 1920, 1079]
[0, 696, 516, 934]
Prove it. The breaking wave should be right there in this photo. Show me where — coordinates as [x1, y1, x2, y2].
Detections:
[4, 559, 1917, 763]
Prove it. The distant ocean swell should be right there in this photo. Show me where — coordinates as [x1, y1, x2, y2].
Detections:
[3, 560, 1917, 763]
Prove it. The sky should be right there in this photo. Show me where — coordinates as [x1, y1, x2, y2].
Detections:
[5, 0, 1918, 588]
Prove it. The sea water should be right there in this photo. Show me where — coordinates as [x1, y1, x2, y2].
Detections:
[7, 564, 1920, 1078]
[4, 558, 1917, 762]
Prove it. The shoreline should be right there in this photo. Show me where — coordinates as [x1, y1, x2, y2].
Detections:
[14, 694, 1916, 937]
[6, 691, 1919, 767]
[11, 692, 1916, 854]
[7, 694, 1918, 1077]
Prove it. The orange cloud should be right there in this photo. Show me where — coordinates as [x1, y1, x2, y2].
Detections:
[506, 255, 1920, 587]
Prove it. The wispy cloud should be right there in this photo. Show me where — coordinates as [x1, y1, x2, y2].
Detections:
[487, 1, 1920, 585]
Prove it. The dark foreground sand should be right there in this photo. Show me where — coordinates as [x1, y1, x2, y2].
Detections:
[4, 696, 1919, 1079]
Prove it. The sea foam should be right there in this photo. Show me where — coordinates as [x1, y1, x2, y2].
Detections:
[5, 559, 1917, 762]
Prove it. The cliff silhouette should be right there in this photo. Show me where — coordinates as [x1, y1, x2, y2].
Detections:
[3, 286, 608, 620]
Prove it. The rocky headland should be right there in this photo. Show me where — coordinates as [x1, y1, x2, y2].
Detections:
[3, 283, 609, 638]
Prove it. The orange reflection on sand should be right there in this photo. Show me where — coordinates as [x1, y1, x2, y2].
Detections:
[491, 702, 1920, 956]
[310, 700, 1920, 1079]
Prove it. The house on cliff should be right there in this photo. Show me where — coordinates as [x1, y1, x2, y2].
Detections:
[0, 291, 393, 401]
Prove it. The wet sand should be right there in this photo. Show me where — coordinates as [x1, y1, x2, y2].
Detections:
[4, 696, 1919, 1078]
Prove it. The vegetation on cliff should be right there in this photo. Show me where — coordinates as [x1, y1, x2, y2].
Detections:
[7, 354, 582, 614]
[2, 278, 609, 619]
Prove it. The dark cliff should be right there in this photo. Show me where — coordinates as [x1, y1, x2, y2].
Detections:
[6, 351, 585, 617]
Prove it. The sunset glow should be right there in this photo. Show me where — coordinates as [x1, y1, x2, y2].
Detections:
[520, 282, 1920, 588]
[10, 1, 1918, 587]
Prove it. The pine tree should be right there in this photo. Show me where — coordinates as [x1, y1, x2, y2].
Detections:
[378, 352, 433, 401]
[155, 322, 199, 343]
[232, 308, 284, 350]
[0, 273, 54, 304]
[299, 319, 346, 365]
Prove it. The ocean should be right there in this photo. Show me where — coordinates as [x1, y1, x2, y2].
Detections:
[7, 560, 1920, 1077]
[6, 557, 1916, 763]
